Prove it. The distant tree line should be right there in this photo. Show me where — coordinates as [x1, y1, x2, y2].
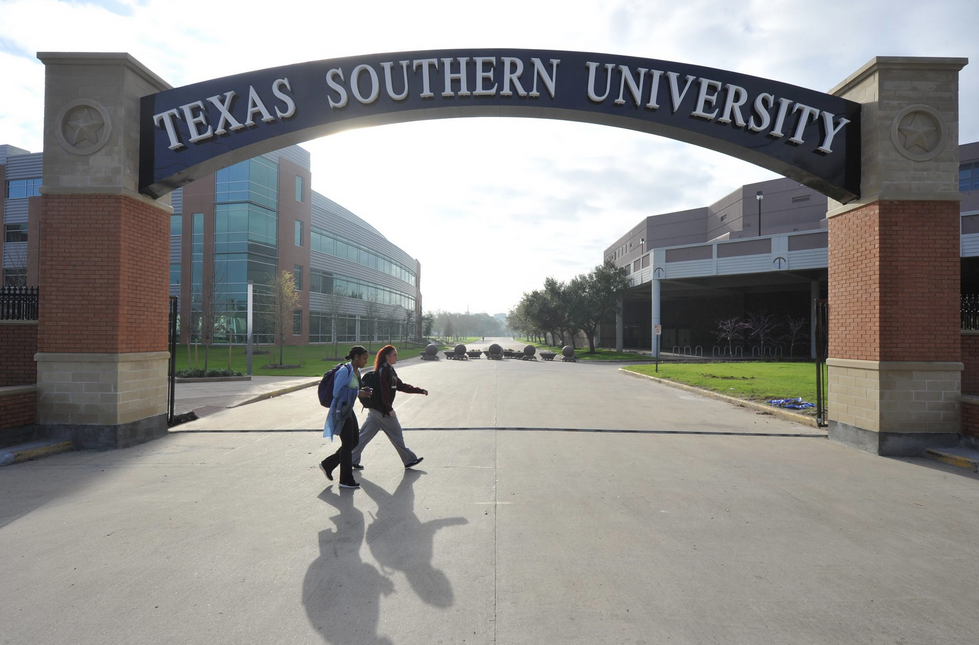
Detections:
[506, 259, 631, 353]
[424, 310, 507, 341]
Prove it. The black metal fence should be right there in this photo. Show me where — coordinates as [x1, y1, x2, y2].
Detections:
[815, 299, 828, 428]
[0, 285, 39, 321]
[963, 294, 979, 330]
[167, 296, 178, 425]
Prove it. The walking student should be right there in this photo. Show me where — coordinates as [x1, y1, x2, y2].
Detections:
[352, 345, 428, 470]
[319, 346, 373, 489]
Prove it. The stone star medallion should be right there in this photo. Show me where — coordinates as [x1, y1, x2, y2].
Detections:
[890, 104, 947, 162]
[55, 100, 112, 155]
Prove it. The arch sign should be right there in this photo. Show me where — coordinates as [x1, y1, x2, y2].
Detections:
[139, 49, 861, 201]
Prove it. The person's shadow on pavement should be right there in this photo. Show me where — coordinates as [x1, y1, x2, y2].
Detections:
[302, 487, 395, 645]
[361, 470, 468, 608]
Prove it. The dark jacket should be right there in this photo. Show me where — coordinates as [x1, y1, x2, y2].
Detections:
[377, 363, 424, 416]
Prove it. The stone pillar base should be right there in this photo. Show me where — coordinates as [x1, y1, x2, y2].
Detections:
[827, 358, 963, 456]
[36, 415, 167, 450]
[35, 351, 169, 450]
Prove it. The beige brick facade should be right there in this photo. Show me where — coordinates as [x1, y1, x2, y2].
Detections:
[35, 352, 168, 426]
[828, 359, 962, 435]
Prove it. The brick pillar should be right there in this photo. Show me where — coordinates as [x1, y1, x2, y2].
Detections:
[36, 53, 173, 449]
[826, 57, 966, 455]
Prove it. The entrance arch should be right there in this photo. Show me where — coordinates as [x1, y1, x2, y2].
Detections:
[139, 49, 860, 202]
[34, 50, 966, 455]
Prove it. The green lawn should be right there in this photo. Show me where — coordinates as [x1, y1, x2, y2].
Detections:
[176, 341, 439, 377]
[623, 361, 825, 412]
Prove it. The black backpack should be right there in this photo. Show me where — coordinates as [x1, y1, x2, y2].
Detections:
[318, 363, 347, 408]
[360, 369, 382, 409]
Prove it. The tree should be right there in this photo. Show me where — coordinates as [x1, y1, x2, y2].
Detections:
[363, 293, 381, 352]
[323, 285, 346, 359]
[570, 259, 631, 353]
[744, 311, 781, 357]
[421, 312, 435, 338]
[782, 315, 810, 358]
[542, 278, 570, 346]
[391, 304, 406, 345]
[715, 317, 747, 356]
[266, 270, 300, 366]
[197, 263, 231, 372]
[402, 306, 415, 344]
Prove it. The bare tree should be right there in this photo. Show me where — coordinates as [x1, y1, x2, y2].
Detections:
[402, 306, 415, 345]
[253, 277, 278, 366]
[198, 263, 232, 372]
[715, 316, 747, 356]
[323, 285, 346, 359]
[782, 315, 810, 358]
[744, 311, 781, 357]
[363, 293, 381, 352]
[389, 305, 404, 345]
[265, 270, 300, 366]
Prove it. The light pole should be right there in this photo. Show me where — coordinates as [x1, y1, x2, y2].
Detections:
[755, 190, 764, 237]
[640, 237, 645, 254]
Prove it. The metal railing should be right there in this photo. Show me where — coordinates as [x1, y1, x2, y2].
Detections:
[962, 294, 979, 330]
[0, 285, 39, 321]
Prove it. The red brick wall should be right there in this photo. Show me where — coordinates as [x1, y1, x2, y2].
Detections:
[829, 201, 960, 362]
[38, 194, 169, 354]
[277, 158, 311, 345]
[0, 390, 36, 431]
[961, 401, 979, 438]
[0, 322, 38, 386]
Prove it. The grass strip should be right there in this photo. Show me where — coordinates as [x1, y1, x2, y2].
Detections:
[624, 361, 825, 414]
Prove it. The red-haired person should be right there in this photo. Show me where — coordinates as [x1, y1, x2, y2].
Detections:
[351, 345, 427, 470]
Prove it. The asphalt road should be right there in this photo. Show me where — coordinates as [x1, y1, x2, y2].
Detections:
[2, 338, 977, 644]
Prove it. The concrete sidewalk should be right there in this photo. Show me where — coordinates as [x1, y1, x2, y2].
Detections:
[173, 375, 320, 417]
[3, 354, 978, 644]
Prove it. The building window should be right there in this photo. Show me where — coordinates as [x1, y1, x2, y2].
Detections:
[170, 263, 181, 286]
[295, 175, 304, 202]
[295, 220, 303, 247]
[310, 227, 417, 286]
[5, 178, 41, 199]
[294, 264, 303, 291]
[170, 214, 182, 236]
[4, 223, 28, 243]
[3, 268, 27, 287]
[642, 255, 650, 268]
[293, 310, 303, 335]
[961, 163, 979, 192]
[633, 259, 640, 272]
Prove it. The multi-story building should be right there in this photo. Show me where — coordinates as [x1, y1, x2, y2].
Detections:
[2, 144, 422, 347]
[1, 145, 42, 287]
[604, 141, 979, 355]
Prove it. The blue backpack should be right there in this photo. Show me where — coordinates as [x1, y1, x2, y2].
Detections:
[318, 363, 347, 407]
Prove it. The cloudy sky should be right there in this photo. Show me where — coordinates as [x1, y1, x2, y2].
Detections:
[2, 0, 977, 315]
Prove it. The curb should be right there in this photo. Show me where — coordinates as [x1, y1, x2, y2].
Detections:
[176, 376, 252, 383]
[620, 368, 821, 429]
[0, 440, 72, 467]
[924, 449, 979, 473]
[231, 379, 321, 408]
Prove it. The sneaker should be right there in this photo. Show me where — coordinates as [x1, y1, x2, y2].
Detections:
[404, 457, 424, 469]
[318, 461, 333, 481]
[338, 481, 360, 489]
[352, 463, 364, 470]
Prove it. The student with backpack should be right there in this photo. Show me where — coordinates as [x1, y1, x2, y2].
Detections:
[318, 345, 373, 489]
[351, 345, 428, 471]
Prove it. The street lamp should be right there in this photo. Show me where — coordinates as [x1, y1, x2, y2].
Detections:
[640, 237, 645, 254]
[755, 190, 764, 237]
